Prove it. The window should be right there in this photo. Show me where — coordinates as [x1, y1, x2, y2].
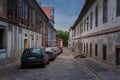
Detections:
[20, 0, 28, 24]
[90, 12, 93, 29]
[84, 20, 86, 31]
[36, 13, 38, 25]
[117, 0, 120, 17]
[103, 45, 107, 60]
[19, 0, 23, 17]
[33, 10, 35, 25]
[95, 44, 98, 56]
[103, 0, 108, 23]
[81, 22, 83, 33]
[7, 0, 14, 12]
[0, 29, 4, 49]
[84, 43, 85, 53]
[7, 0, 15, 19]
[24, 1, 28, 22]
[90, 43, 92, 57]
[95, 5, 98, 27]
[87, 17, 89, 31]
[86, 43, 88, 54]
[0, 1, 5, 14]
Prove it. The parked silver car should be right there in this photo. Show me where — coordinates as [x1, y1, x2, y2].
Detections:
[45, 47, 56, 60]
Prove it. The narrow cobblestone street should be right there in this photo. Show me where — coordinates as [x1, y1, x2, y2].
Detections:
[1, 49, 98, 80]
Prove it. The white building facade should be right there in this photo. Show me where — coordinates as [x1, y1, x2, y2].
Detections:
[70, 0, 120, 66]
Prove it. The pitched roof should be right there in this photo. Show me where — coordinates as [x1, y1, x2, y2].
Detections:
[42, 7, 54, 20]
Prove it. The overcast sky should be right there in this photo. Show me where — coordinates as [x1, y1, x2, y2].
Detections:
[36, 0, 84, 31]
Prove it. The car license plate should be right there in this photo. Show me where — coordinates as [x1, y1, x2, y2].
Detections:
[28, 57, 36, 59]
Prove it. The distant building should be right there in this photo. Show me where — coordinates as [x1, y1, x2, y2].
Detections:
[68, 26, 73, 49]
[69, 0, 120, 66]
[42, 6, 56, 47]
[56, 35, 63, 48]
[47, 23, 56, 47]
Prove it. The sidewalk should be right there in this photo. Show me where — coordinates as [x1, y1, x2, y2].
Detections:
[69, 49, 120, 80]
[79, 58, 120, 80]
[0, 61, 20, 79]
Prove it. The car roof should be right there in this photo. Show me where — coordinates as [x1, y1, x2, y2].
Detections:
[24, 48, 42, 50]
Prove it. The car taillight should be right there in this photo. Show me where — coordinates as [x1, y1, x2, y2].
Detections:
[47, 52, 52, 54]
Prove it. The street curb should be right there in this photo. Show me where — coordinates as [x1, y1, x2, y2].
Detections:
[76, 58, 105, 80]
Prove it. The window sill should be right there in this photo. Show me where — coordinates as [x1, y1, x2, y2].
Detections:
[0, 49, 5, 53]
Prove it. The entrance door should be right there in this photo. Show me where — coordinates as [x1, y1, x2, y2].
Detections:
[116, 48, 120, 65]
[103, 45, 107, 60]
[24, 39, 28, 49]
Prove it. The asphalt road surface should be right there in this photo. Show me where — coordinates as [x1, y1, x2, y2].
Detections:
[1, 48, 99, 80]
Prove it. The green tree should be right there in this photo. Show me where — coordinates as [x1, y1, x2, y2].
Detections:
[57, 30, 69, 47]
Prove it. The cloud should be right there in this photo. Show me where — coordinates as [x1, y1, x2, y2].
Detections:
[36, 0, 84, 31]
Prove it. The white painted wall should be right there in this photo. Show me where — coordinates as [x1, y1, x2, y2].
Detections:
[7, 31, 12, 57]
[80, 0, 120, 36]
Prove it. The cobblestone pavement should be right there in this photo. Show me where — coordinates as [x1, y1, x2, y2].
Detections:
[1, 49, 99, 80]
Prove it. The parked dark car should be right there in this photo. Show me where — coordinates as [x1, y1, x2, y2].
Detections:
[21, 48, 49, 68]
[45, 47, 56, 61]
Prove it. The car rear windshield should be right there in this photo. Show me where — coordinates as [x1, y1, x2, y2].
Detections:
[23, 49, 40, 54]
[45, 48, 52, 51]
